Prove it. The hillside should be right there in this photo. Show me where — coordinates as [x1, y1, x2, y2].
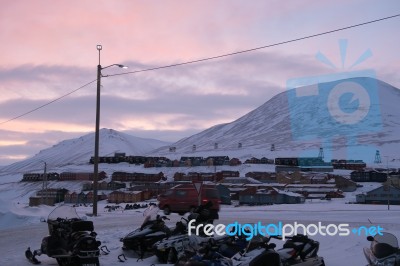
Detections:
[0, 129, 170, 174]
[151, 77, 400, 163]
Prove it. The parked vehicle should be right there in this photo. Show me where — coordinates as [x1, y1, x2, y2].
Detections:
[363, 232, 400, 266]
[154, 201, 221, 263]
[177, 238, 234, 266]
[157, 184, 220, 219]
[231, 234, 324, 266]
[273, 234, 325, 266]
[231, 236, 281, 266]
[25, 205, 102, 266]
[176, 235, 278, 266]
[120, 205, 174, 259]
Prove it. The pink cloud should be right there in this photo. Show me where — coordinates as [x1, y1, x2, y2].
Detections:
[0, 0, 338, 68]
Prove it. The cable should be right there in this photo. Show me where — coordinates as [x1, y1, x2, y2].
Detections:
[0, 79, 97, 125]
[107, 13, 400, 77]
[0, 13, 399, 125]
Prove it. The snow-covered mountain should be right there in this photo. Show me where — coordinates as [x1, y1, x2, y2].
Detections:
[2, 77, 399, 175]
[151, 77, 400, 162]
[0, 128, 170, 174]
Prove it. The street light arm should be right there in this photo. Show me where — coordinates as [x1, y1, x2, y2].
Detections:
[101, 64, 128, 70]
[100, 64, 128, 78]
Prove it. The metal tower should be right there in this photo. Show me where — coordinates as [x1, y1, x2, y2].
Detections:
[374, 150, 382, 163]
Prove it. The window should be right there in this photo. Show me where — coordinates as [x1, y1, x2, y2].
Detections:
[205, 189, 219, 198]
[176, 190, 187, 197]
[164, 190, 173, 196]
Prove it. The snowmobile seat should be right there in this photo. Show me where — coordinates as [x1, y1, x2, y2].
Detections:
[283, 234, 310, 250]
[373, 243, 399, 259]
[71, 220, 94, 232]
[282, 241, 304, 251]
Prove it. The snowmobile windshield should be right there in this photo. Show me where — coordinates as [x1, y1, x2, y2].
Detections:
[374, 232, 399, 248]
[48, 205, 80, 221]
[142, 205, 160, 222]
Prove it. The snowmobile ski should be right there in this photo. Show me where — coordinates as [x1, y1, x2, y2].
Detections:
[118, 253, 127, 262]
[101, 245, 110, 255]
[25, 247, 41, 265]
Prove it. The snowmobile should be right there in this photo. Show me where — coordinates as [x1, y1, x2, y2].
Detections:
[120, 205, 172, 259]
[175, 235, 278, 266]
[175, 237, 234, 266]
[230, 235, 281, 266]
[232, 234, 324, 266]
[153, 201, 221, 263]
[169, 227, 274, 265]
[273, 234, 325, 266]
[25, 205, 102, 266]
[363, 232, 400, 266]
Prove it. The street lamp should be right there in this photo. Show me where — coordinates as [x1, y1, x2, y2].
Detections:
[93, 44, 127, 216]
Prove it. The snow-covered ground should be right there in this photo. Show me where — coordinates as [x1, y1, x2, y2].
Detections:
[1, 198, 400, 265]
[1, 161, 399, 265]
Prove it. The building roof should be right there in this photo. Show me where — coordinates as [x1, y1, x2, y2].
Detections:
[358, 185, 400, 195]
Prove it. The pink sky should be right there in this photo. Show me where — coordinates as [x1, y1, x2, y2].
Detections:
[0, 0, 399, 165]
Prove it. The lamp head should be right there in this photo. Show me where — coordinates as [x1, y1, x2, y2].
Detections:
[97, 45, 102, 51]
[117, 64, 128, 69]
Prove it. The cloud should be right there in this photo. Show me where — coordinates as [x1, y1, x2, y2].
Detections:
[0, 0, 399, 165]
[0, 50, 324, 166]
[0, 129, 85, 165]
[0, 51, 328, 131]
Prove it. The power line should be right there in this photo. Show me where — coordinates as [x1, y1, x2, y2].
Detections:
[1, 13, 399, 125]
[107, 13, 400, 77]
[0, 79, 97, 125]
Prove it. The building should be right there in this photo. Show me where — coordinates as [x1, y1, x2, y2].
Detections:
[173, 171, 236, 182]
[282, 184, 344, 199]
[331, 159, 366, 170]
[356, 185, 400, 205]
[111, 171, 164, 182]
[275, 157, 333, 172]
[388, 175, 400, 188]
[245, 172, 277, 183]
[205, 156, 230, 166]
[22, 172, 60, 182]
[229, 158, 242, 166]
[238, 187, 304, 205]
[59, 171, 106, 181]
[351, 170, 387, 182]
[82, 181, 126, 191]
[64, 191, 107, 204]
[29, 188, 68, 206]
[108, 191, 145, 203]
[215, 184, 231, 205]
[244, 157, 274, 164]
[330, 175, 357, 192]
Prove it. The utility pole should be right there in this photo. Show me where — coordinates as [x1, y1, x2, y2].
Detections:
[92, 45, 127, 216]
[385, 156, 390, 210]
[41, 161, 47, 205]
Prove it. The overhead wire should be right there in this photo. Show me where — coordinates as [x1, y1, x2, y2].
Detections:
[107, 13, 400, 77]
[0, 79, 97, 125]
[0, 13, 399, 126]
